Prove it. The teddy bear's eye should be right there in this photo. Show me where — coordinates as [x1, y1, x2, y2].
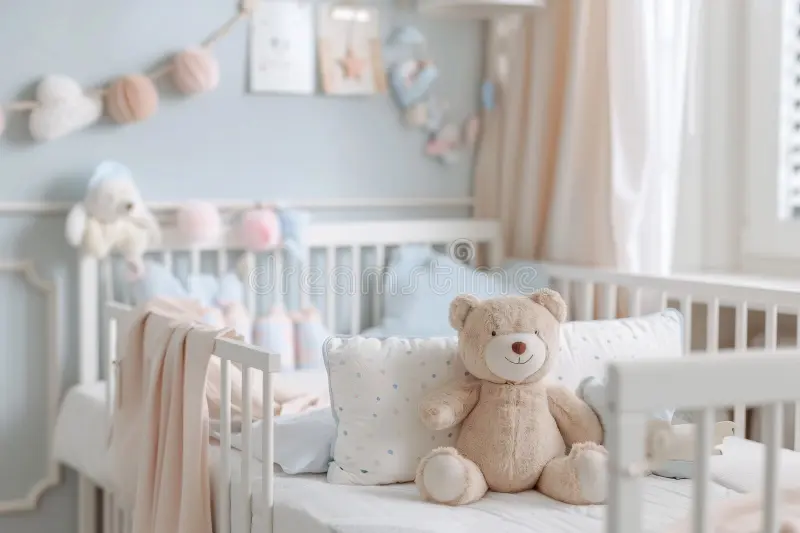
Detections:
[491, 331, 496, 336]
[535, 330, 540, 335]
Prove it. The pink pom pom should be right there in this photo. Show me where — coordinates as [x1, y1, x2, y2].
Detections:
[240, 208, 281, 251]
[172, 47, 220, 95]
[176, 201, 222, 245]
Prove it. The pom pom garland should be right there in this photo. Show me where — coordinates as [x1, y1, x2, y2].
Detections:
[106, 75, 159, 124]
[172, 48, 220, 95]
[176, 201, 222, 245]
[0, 1, 251, 141]
[239, 208, 282, 252]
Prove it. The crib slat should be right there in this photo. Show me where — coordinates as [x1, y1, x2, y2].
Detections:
[706, 298, 720, 353]
[692, 408, 714, 533]
[796, 311, 800, 451]
[682, 296, 693, 354]
[627, 287, 642, 317]
[766, 304, 779, 350]
[190, 248, 201, 275]
[372, 246, 386, 326]
[576, 282, 594, 321]
[103, 492, 112, 533]
[163, 250, 173, 272]
[240, 365, 253, 531]
[763, 402, 784, 533]
[351, 246, 362, 335]
[107, 318, 117, 416]
[218, 358, 231, 533]
[606, 412, 646, 533]
[218, 248, 228, 275]
[326, 247, 336, 332]
[262, 369, 275, 533]
[734, 302, 749, 438]
[558, 280, 572, 321]
[273, 248, 284, 306]
[299, 247, 311, 310]
[243, 252, 256, 315]
[600, 284, 617, 320]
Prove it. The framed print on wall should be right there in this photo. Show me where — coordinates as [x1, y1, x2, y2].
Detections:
[249, 0, 316, 94]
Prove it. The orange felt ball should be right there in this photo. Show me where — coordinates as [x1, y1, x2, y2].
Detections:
[172, 47, 220, 95]
[106, 75, 159, 124]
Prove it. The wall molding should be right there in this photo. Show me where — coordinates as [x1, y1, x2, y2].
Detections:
[0, 197, 475, 216]
[0, 261, 60, 514]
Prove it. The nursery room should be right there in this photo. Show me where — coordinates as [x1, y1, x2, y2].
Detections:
[4, 0, 800, 532]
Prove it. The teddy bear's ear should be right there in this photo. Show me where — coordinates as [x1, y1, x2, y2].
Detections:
[449, 294, 479, 331]
[530, 288, 567, 323]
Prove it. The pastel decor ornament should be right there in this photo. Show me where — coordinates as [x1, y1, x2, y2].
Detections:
[254, 305, 296, 372]
[28, 75, 103, 142]
[172, 47, 220, 95]
[292, 307, 330, 370]
[240, 208, 281, 252]
[277, 209, 311, 258]
[389, 60, 439, 109]
[176, 200, 222, 246]
[106, 75, 159, 124]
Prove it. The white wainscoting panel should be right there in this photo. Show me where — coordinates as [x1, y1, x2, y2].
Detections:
[0, 261, 60, 513]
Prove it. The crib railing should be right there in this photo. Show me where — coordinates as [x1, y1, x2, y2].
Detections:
[605, 350, 800, 533]
[102, 302, 280, 533]
[545, 263, 800, 448]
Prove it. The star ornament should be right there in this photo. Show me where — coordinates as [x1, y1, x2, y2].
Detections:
[339, 47, 366, 80]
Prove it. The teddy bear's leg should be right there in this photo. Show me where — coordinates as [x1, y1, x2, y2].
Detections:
[415, 446, 488, 505]
[536, 442, 608, 504]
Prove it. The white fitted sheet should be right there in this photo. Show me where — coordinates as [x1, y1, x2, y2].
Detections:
[58, 383, 797, 533]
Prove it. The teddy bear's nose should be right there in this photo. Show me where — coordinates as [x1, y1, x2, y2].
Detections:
[125, 202, 134, 212]
[512, 342, 526, 355]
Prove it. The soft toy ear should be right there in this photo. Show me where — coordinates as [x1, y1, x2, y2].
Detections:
[65, 203, 87, 247]
[530, 288, 568, 323]
[449, 294, 479, 331]
[89, 160, 132, 190]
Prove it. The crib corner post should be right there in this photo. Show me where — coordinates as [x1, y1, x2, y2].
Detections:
[78, 475, 98, 533]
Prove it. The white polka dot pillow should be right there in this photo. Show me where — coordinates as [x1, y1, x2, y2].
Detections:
[550, 309, 684, 390]
[322, 336, 465, 486]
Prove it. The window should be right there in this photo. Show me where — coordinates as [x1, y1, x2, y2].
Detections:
[742, 0, 800, 259]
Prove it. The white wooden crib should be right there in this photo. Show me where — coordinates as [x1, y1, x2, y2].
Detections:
[69, 212, 800, 533]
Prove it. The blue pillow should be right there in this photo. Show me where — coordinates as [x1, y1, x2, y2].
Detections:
[366, 245, 549, 338]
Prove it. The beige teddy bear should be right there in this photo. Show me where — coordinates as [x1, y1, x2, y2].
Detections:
[415, 289, 608, 506]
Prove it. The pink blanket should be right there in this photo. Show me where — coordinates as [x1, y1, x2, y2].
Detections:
[110, 298, 233, 533]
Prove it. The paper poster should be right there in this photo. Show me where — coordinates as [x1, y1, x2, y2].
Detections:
[249, 1, 316, 94]
[317, 4, 386, 96]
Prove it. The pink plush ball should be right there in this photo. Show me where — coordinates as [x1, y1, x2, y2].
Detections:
[240, 209, 281, 251]
[172, 47, 220, 95]
[176, 201, 222, 245]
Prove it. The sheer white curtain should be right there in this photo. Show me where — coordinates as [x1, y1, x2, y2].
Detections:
[474, 0, 702, 276]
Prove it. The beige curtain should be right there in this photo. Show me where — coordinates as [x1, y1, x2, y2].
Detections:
[474, 0, 701, 275]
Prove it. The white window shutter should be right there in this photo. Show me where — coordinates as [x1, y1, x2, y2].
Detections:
[780, 0, 800, 219]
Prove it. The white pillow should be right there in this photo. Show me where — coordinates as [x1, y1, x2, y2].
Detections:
[231, 407, 336, 475]
[323, 336, 465, 486]
[551, 309, 684, 390]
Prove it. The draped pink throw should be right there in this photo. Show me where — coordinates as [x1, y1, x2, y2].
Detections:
[110, 298, 236, 533]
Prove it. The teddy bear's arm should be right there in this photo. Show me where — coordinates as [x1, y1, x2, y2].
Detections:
[547, 383, 604, 446]
[419, 377, 481, 431]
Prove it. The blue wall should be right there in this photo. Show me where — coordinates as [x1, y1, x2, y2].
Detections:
[0, 1, 482, 531]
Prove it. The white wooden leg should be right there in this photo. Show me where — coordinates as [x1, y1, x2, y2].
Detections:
[78, 475, 97, 533]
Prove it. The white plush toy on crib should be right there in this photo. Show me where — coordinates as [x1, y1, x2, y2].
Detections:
[65, 160, 160, 276]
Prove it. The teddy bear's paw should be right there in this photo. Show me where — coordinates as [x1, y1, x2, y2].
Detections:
[574, 447, 608, 504]
[421, 453, 467, 503]
[416, 448, 488, 505]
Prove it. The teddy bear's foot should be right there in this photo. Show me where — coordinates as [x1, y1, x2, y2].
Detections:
[415, 447, 488, 505]
[537, 442, 608, 505]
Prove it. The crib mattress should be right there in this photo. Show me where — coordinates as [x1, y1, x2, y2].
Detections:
[240, 474, 735, 533]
